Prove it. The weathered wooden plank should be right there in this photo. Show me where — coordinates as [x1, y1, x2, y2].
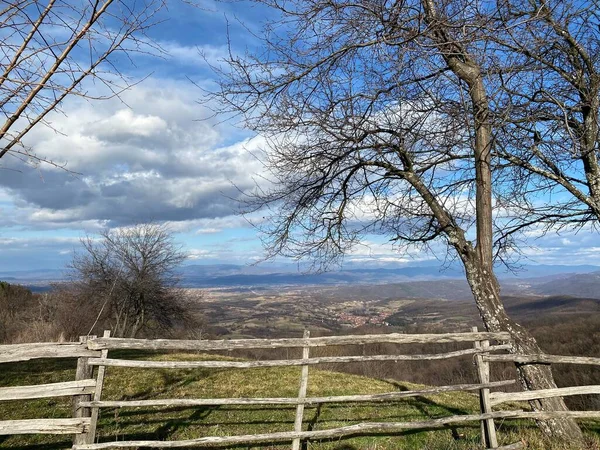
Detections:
[89, 330, 111, 444]
[517, 411, 600, 419]
[473, 327, 497, 448]
[87, 345, 511, 370]
[474, 335, 487, 446]
[0, 418, 91, 435]
[292, 330, 310, 450]
[87, 332, 512, 351]
[73, 336, 95, 446]
[73, 412, 523, 448]
[79, 380, 515, 408]
[484, 354, 600, 366]
[73, 411, 600, 449]
[0, 380, 96, 401]
[490, 385, 600, 406]
[0, 342, 101, 363]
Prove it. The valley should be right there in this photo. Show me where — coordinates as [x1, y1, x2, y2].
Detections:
[193, 276, 600, 340]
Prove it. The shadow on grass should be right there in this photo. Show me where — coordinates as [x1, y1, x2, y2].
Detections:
[150, 406, 217, 440]
[91, 427, 481, 449]
[99, 409, 432, 429]
[0, 439, 73, 450]
[0, 358, 76, 385]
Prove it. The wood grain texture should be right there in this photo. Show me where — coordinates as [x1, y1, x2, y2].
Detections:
[0, 418, 91, 435]
[72, 411, 600, 449]
[0, 380, 96, 401]
[490, 385, 600, 406]
[473, 327, 497, 448]
[292, 329, 310, 450]
[73, 336, 95, 446]
[483, 354, 600, 366]
[89, 330, 111, 444]
[0, 342, 100, 363]
[87, 345, 511, 369]
[87, 332, 512, 351]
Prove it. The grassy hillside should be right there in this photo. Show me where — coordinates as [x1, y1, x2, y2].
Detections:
[1, 353, 599, 450]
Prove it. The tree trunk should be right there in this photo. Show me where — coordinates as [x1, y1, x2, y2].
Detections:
[423, 3, 585, 436]
[461, 255, 585, 441]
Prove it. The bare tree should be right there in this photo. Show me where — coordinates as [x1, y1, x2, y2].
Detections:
[0, 0, 165, 167]
[209, 0, 584, 441]
[71, 223, 189, 338]
[486, 2, 600, 234]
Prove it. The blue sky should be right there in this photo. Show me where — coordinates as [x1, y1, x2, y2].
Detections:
[1, 1, 600, 272]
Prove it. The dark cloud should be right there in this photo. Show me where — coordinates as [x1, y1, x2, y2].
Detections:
[0, 79, 263, 229]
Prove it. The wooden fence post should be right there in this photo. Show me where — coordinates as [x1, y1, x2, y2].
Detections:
[87, 330, 110, 444]
[472, 326, 498, 449]
[73, 335, 95, 446]
[292, 329, 310, 450]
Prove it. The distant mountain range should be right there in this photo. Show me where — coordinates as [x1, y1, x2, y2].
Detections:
[177, 263, 600, 289]
[533, 271, 600, 298]
[3, 263, 600, 296]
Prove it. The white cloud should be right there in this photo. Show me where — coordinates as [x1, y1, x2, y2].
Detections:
[86, 109, 168, 140]
[157, 41, 229, 67]
[187, 248, 217, 260]
[196, 228, 221, 234]
[344, 238, 437, 264]
[0, 77, 265, 230]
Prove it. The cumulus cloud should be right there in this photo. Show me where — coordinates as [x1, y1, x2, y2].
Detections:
[0, 78, 266, 230]
[509, 224, 600, 265]
[85, 109, 168, 142]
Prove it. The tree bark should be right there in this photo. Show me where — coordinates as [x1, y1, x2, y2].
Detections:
[419, 1, 585, 441]
[460, 253, 585, 441]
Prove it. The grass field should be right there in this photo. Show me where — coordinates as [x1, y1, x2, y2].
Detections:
[1, 353, 599, 450]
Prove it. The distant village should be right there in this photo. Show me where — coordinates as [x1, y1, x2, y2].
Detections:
[337, 311, 391, 327]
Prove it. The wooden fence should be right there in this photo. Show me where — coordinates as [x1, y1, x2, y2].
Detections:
[1, 329, 600, 449]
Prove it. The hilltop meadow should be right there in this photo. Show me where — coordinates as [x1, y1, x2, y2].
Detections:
[1, 277, 599, 449]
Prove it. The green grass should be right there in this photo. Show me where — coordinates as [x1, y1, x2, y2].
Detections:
[0, 353, 599, 450]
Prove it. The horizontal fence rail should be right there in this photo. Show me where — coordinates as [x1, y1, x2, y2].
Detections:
[490, 385, 600, 406]
[0, 336, 100, 444]
[484, 354, 600, 366]
[79, 380, 516, 408]
[87, 331, 512, 351]
[0, 342, 101, 363]
[71, 411, 600, 449]
[77, 331, 520, 449]
[0, 380, 97, 401]
[2, 329, 600, 450]
[0, 418, 91, 435]
[87, 345, 512, 369]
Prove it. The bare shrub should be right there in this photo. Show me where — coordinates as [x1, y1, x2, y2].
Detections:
[69, 223, 191, 338]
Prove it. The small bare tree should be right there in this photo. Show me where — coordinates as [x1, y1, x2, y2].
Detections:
[0, 0, 165, 167]
[71, 223, 188, 338]
[209, 0, 583, 441]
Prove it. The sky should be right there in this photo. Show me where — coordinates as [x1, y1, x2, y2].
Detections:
[1, 1, 600, 272]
